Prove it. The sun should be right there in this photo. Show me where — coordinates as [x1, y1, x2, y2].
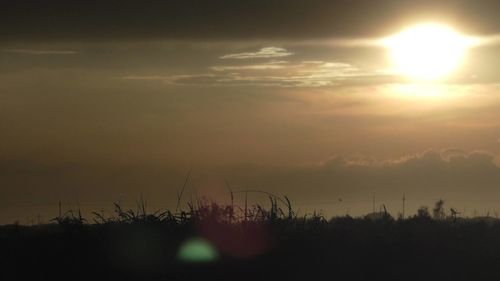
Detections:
[383, 23, 476, 81]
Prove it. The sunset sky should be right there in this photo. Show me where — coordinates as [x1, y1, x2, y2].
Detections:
[3, 0, 500, 223]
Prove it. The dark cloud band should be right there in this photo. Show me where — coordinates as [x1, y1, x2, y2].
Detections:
[2, 0, 500, 42]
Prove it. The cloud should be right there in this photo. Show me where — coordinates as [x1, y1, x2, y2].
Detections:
[120, 75, 171, 81]
[341, 149, 497, 169]
[122, 56, 389, 88]
[211, 60, 290, 71]
[120, 74, 218, 84]
[220, 47, 293, 59]
[2, 149, 500, 221]
[3, 0, 500, 41]
[192, 61, 381, 87]
[217, 149, 500, 212]
[2, 49, 78, 55]
[211, 64, 287, 71]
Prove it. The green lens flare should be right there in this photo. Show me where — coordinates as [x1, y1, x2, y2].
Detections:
[177, 238, 218, 262]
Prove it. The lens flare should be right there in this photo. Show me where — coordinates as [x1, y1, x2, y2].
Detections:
[177, 237, 218, 262]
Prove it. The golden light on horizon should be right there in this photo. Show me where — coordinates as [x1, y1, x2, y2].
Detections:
[383, 23, 478, 81]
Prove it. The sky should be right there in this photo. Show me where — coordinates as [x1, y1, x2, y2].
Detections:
[2, 0, 500, 223]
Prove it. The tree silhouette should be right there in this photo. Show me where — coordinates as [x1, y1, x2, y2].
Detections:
[433, 199, 446, 220]
[416, 206, 431, 219]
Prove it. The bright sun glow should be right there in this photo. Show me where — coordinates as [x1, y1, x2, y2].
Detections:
[383, 24, 476, 81]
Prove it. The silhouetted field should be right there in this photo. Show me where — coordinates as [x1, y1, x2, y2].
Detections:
[2, 199, 500, 281]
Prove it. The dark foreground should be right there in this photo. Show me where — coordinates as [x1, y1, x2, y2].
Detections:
[2, 216, 500, 281]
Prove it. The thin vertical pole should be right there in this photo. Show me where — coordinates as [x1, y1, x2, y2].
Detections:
[58, 201, 62, 218]
[244, 191, 248, 222]
[402, 193, 406, 220]
[372, 193, 375, 213]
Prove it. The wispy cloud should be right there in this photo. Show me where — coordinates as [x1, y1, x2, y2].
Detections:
[207, 59, 376, 86]
[120, 74, 219, 85]
[210, 61, 290, 71]
[121, 44, 393, 88]
[120, 75, 169, 81]
[122, 59, 388, 88]
[2, 49, 78, 55]
[220, 47, 292, 59]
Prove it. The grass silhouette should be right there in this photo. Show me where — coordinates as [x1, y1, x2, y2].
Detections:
[2, 196, 500, 281]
